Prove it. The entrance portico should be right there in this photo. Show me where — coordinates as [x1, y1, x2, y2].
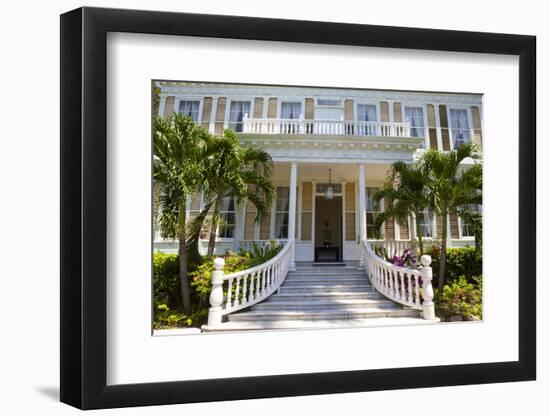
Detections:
[241, 161, 395, 263]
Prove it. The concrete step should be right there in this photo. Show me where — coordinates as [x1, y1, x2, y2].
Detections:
[278, 285, 373, 292]
[285, 275, 367, 282]
[228, 307, 421, 321]
[269, 291, 384, 300]
[283, 278, 369, 285]
[288, 270, 365, 276]
[204, 316, 433, 331]
[250, 298, 397, 311]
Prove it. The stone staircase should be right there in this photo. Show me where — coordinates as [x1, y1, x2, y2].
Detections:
[215, 262, 424, 331]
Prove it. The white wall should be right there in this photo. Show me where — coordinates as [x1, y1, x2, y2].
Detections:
[0, 0, 546, 416]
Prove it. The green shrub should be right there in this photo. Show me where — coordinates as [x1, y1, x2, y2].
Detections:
[153, 253, 180, 308]
[242, 240, 282, 264]
[153, 248, 281, 329]
[434, 275, 482, 321]
[189, 252, 257, 307]
[425, 244, 482, 287]
[154, 303, 209, 329]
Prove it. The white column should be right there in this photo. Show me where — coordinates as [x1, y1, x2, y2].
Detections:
[207, 258, 225, 327]
[288, 162, 298, 270]
[358, 164, 367, 241]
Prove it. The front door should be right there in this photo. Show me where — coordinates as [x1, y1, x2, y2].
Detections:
[314, 196, 343, 262]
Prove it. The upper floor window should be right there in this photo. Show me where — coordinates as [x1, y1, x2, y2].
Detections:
[178, 100, 200, 122]
[218, 196, 236, 238]
[404, 106, 425, 139]
[281, 102, 302, 134]
[281, 102, 302, 119]
[357, 104, 378, 136]
[228, 101, 251, 132]
[449, 108, 471, 148]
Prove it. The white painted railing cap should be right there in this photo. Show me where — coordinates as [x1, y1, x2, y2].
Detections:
[420, 255, 432, 266]
[213, 257, 225, 270]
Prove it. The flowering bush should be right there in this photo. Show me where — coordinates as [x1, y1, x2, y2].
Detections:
[388, 249, 420, 269]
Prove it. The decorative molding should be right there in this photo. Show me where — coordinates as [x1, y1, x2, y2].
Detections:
[159, 82, 483, 106]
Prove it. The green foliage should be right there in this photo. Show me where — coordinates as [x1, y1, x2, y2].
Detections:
[372, 161, 431, 250]
[421, 143, 482, 288]
[189, 252, 257, 301]
[154, 303, 209, 329]
[242, 241, 282, 264]
[425, 244, 482, 288]
[202, 129, 274, 256]
[152, 83, 161, 115]
[434, 276, 482, 321]
[153, 253, 180, 308]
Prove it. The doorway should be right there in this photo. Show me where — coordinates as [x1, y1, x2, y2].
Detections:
[314, 196, 343, 262]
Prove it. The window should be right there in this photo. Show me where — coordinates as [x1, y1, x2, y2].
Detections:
[218, 196, 236, 238]
[274, 186, 298, 239]
[178, 100, 200, 122]
[317, 99, 341, 106]
[404, 106, 425, 139]
[461, 204, 481, 238]
[366, 187, 382, 239]
[228, 101, 251, 132]
[281, 102, 301, 134]
[357, 104, 378, 136]
[449, 108, 471, 148]
[281, 102, 301, 119]
[419, 209, 434, 238]
[274, 187, 289, 239]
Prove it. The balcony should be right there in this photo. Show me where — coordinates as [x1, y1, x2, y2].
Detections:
[240, 116, 418, 138]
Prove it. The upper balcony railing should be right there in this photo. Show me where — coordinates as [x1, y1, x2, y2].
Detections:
[241, 115, 415, 138]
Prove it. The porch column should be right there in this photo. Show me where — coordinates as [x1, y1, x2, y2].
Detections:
[358, 164, 367, 241]
[288, 162, 298, 270]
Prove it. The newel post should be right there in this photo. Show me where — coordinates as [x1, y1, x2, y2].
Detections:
[207, 257, 225, 327]
[420, 255, 436, 320]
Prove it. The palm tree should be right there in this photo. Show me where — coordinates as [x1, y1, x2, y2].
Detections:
[373, 161, 431, 255]
[153, 113, 210, 314]
[203, 129, 274, 256]
[422, 143, 482, 290]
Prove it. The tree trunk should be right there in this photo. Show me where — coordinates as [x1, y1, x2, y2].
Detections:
[177, 201, 192, 314]
[415, 211, 424, 256]
[178, 236, 192, 314]
[438, 211, 448, 291]
[207, 196, 221, 257]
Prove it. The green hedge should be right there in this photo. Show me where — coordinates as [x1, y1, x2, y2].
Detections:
[153, 253, 181, 308]
[153, 251, 265, 329]
[425, 245, 482, 287]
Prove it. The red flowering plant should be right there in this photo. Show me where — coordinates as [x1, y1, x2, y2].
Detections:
[388, 249, 420, 269]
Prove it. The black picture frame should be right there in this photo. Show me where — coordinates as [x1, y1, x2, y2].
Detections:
[60, 6, 536, 410]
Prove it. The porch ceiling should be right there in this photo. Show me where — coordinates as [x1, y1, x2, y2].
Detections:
[271, 162, 391, 183]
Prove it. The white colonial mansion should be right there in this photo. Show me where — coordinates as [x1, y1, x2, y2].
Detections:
[154, 82, 482, 329]
[155, 82, 482, 263]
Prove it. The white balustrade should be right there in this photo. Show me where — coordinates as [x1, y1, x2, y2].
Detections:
[361, 240, 435, 320]
[369, 239, 412, 258]
[241, 117, 413, 138]
[207, 239, 294, 327]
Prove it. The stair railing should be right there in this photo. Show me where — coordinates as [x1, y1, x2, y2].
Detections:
[361, 240, 436, 320]
[206, 239, 294, 327]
